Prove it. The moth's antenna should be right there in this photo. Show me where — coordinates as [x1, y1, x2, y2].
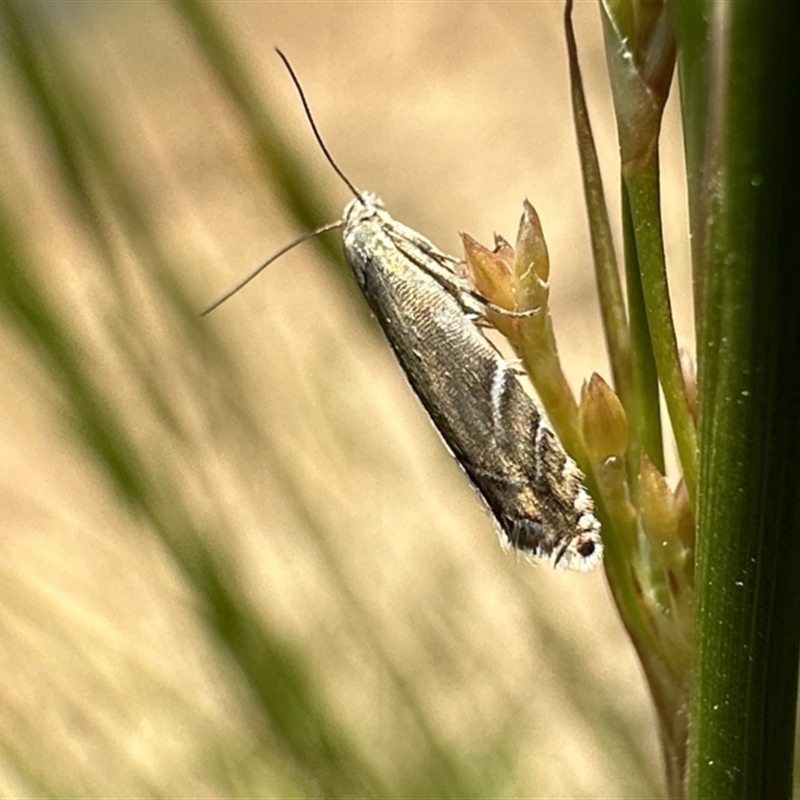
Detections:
[275, 48, 361, 199]
[201, 51, 356, 316]
[200, 220, 342, 316]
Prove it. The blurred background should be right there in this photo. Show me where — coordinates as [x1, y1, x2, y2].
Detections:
[0, 2, 693, 797]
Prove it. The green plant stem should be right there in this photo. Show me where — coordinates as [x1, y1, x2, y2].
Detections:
[672, 1, 711, 341]
[678, 1, 800, 798]
[624, 157, 698, 505]
[622, 179, 664, 490]
[563, 0, 632, 409]
[639, 653, 689, 800]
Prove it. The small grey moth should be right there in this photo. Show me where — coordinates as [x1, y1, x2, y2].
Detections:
[203, 51, 602, 571]
[342, 193, 601, 570]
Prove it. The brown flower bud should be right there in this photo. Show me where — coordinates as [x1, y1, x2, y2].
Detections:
[460, 200, 550, 315]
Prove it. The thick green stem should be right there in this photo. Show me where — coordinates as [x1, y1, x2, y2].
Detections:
[677, 2, 800, 798]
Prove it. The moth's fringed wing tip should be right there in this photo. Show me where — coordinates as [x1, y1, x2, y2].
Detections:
[497, 514, 603, 572]
[552, 522, 604, 572]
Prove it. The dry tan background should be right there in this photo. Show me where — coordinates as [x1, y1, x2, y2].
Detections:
[0, 1, 692, 797]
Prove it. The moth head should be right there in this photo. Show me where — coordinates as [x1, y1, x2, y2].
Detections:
[343, 192, 386, 227]
[358, 191, 384, 210]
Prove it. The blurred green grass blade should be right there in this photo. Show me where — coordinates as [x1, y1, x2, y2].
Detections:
[0, 213, 145, 507]
[0, 4, 405, 794]
[184, 542, 385, 797]
[0, 3, 500, 793]
[0, 0, 249, 436]
[679, 1, 800, 797]
[0, 193, 373, 794]
[0, 0, 253, 488]
[168, 0, 350, 284]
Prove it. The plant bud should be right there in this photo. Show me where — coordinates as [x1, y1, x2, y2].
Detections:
[460, 200, 550, 315]
[579, 373, 629, 463]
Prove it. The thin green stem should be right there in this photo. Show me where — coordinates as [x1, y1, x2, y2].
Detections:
[622, 178, 664, 490]
[624, 157, 698, 505]
[563, 0, 632, 408]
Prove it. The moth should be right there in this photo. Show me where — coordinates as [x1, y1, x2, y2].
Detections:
[203, 51, 602, 571]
